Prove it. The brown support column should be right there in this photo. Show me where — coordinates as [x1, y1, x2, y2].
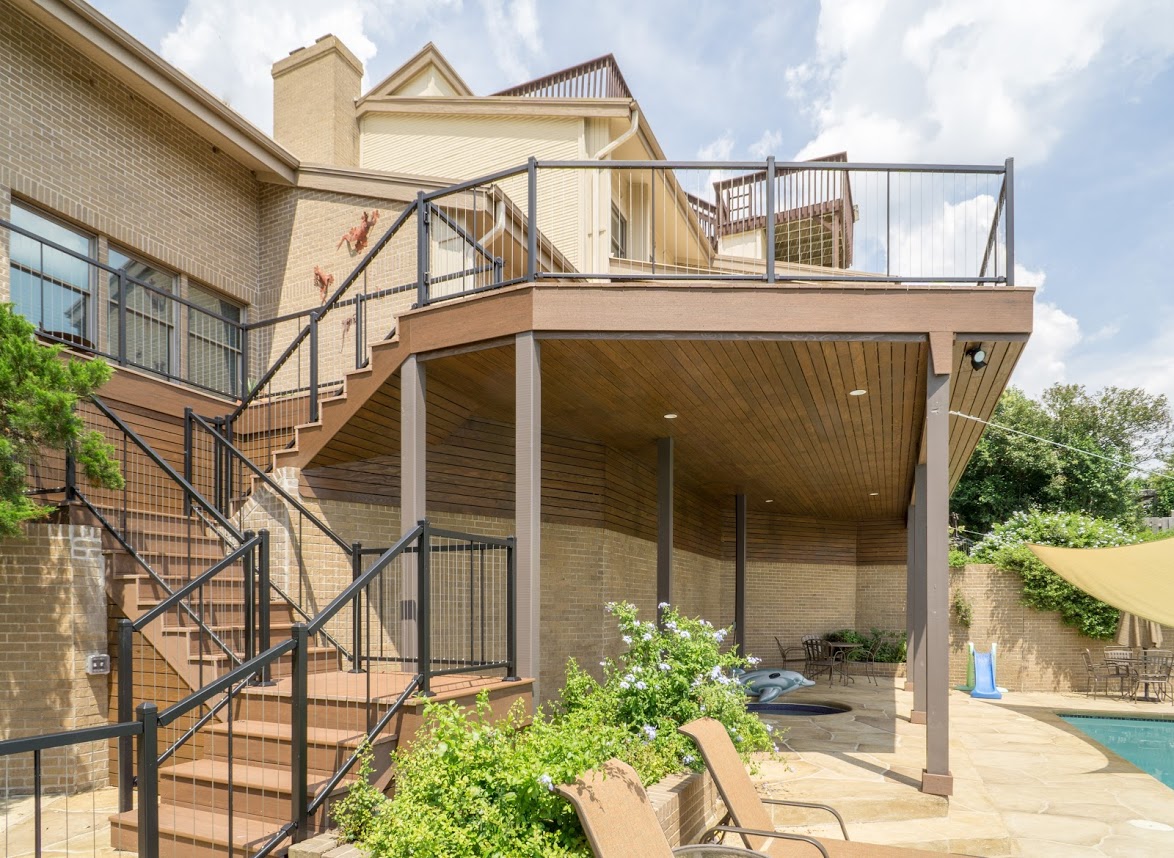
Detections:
[516, 333, 542, 702]
[922, 340, 953, 796]
[911, 463, 927, 723]
[904, 503, 915, 692]
[400, 354, 426, 664]
[734, 494, 747, 654]
[657, 437, 673, 622]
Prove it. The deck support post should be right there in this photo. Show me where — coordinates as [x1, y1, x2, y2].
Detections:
[911, 464, 927, 718]
[401, 354, 426, 667]
[657, 437, 673, 623]
[516, 333, 541, 702]
[922, 344, 953, 796]
[904, 504, 916, 692]
[734, 494, 747, 653]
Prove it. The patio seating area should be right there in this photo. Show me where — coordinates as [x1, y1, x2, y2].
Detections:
[748, 680, 1174, 856]
[1091, 648, 1174, 702]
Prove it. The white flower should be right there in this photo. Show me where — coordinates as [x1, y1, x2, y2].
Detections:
[642, 632, 653, 641]
[747, 656, 761, 666]
[710, 666, 724, 680]
[678, 630, 691, 640]
[632, 665, 642, 674]
[619, 680, 631, 690]
[765, 724, 774, 733]
[599, 661, 607, 667]
[622, 635, 632, 645]
[666, 620, 678, 631]
[538, 774, 554, 791]
[683, 754, 695, 765]
[713, 629, 727, 643]
[659, 662, 671, 671]
[635, 681, 647, 690]
[658, 601, 670, 610]
[642, 724, 657, 741]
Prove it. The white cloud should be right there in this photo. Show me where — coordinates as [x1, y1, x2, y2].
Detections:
[482, 0, 543, 83]
[1009, 266, 1082, 397]
[788, 0, 1174, 164]
[697, 132, 735, 161]
[159, 0, 457, 132]
[748, 129, 783, 159]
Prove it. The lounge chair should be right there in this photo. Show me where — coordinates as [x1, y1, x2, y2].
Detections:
[556, 758, 829, 857]
[680, 718, 972, 857]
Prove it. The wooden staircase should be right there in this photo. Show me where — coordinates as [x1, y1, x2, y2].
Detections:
[96, 506, 386, 857]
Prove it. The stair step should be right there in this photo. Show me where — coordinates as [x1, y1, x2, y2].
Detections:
[204, 719, 396, 775]
[195, 646, 338, 677]
[164, 622, 298, 655]
[157, 759, 352, 825]
[109, 804, 289, 858]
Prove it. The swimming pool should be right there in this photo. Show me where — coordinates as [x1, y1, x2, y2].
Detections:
[1061, 714, 1174, 788]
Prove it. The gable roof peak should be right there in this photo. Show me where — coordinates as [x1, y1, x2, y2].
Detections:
[362, 42, 474, 100]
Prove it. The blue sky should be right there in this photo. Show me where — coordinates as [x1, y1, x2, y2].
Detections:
[91, 0, 1174, 403]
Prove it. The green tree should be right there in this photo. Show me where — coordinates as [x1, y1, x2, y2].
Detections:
[0, 305, 123, 536]
[952, 384, 1172, 534]
[1147, 456, 1174, 517]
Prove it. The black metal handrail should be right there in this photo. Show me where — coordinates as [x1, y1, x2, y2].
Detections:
[90, 395, 244, 543]
[187, 409, 352, 555]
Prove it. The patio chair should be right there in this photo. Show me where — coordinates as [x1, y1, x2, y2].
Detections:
[679, 718, 972, 857]
[858, 638, 885, 686]
[1104, 647, 1138, 697]
[774, 637, 805, 668]
[1081, 649, 1114, 698]
[801, 636, 837, 684]
[1134, 652, 1173, 703]
[555, 757, 828, 857]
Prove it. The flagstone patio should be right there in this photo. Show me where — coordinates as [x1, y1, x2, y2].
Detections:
[751, 680, 1174, 856]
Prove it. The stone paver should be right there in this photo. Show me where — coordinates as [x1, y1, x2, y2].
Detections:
[0, 787, 129, 857]
[748, 680, 1174, 856]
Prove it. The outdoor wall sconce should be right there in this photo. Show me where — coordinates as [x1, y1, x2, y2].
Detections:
[967, 345, 989, 371]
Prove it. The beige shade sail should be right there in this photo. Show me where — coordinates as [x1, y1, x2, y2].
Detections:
[1028, 540, 1174, 628]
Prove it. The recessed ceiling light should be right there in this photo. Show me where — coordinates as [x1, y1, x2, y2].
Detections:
[849, 389, 867, 396]
[868, 492, 879, 497]
[764, 499, 774, 504]
[663, 413, 678, 419]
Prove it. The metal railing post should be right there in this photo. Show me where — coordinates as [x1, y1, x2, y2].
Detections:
[886, 170, 891, 278]
[354, 293, 365, 370]
[1004, 157, 1015, 287]
[505, 536, 519, 681]
[349, 541, 363, 674]
[308, 312, 320, 424]
[239, 326, 249, 400]
[117, 619, 134, 812]
[182, 409, 193, 517]
[765, 156, 776, 283]
[526, 157, 538, 281]
[257, 529, 273, 684]
[290, 623, 310, 842]
[243, 530, 256, 664]
[117, 272, 128, 366]
[417, 521, 432, 696]
[136, 702, 160, 858]
[64, 449, 76, 502]
[416, 191, 429, 307]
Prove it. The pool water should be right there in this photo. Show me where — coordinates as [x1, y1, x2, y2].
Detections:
[747, 702, 850, 716]
[1061, 714, 1174, 788]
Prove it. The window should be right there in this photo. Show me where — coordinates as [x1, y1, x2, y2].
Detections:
[9, 203, 94, 344]
[610, 202, 628, 259]
[107, 248, 176, 376]
[186, 283, 243, 395]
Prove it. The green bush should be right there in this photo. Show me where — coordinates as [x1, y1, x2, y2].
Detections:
[825, 628, 907, 663]
[970, 510, 1141, 639]
[332, 742, 385, 843]
[354, 603, 776, 857]
[948, 548, 969, 569]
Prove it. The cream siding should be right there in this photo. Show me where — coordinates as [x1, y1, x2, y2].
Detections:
[360, 114, 586, 269]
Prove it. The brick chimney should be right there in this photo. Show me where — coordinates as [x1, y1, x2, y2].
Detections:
[272, 35, 362, 166]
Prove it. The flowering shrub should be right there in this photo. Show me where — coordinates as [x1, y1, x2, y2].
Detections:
[347, 602, 777, 856]
[970, 510, 1142, 639]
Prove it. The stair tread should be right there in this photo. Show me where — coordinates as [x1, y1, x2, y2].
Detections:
[206, 719, 395, 746]
[110, 805, 279, 847]
[164, 622, 297, 635]
[160, 759, 352, 793]
[199, 645, 334, 663]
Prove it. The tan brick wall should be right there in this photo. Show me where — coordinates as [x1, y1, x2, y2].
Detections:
[855, 563, 907, 633]
[0, 524, 109, 794]
[272, 36, 362, 167]
[0, 5, 261, 305]
[947, 564, 1174, 693]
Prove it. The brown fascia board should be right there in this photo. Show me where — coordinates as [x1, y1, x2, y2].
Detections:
[12, 0, 299, 184]
[295, 163, 455, 203]
[355, 96, 634, 120]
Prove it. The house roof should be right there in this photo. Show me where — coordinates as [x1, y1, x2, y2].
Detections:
[12, 0, 299, 183]
[360, 42, 474, 101]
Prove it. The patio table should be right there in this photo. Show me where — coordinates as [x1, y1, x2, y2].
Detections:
[823, 640, 859, 685]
